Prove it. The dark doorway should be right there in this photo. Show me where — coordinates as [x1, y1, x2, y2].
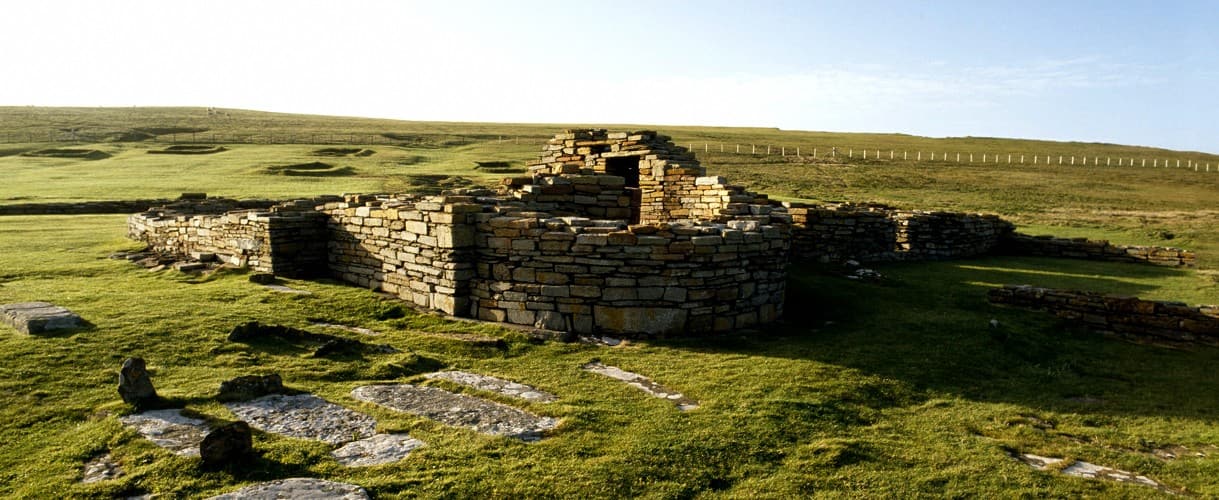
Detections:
[605, 156, 640, 187]
[605, 156, 642, 223]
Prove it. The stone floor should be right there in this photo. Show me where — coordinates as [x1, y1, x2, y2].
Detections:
[425, 370, 557, 403]
[582, 361, 699, 411]
[206, 478, 370, 499]
[119, 409, 211, 456]
[352, 384, 559, 442]
[0, 301, 83, 334]
[224, 393, 424, 467]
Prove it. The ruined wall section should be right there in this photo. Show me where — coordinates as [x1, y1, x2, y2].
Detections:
[469, 213, 789, 336]
[127, 198, 329, 277]
[989, 285, 1219, 345]
[1001, 234, 1196, 267]
[784, 203, 1013, 263]
[500, 174, 632, 220]
[321, 194, 482, 315]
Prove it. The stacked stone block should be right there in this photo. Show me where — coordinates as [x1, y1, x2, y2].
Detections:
[895, 211, 1014, 259]
[1001, 234, 1196, 267]
[989, 285, 1219, 345]
[469, 213, 788, 335]
[322, 194, 482, 315]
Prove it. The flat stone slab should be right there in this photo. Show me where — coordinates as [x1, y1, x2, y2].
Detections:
[425, 371, 557, 402]
[310, 321, 381, 336]
[206, 478, 369, 499]
[119, 409, 210, 456]
[261, 284, 312, 295]
[224, 394, 376, 445]
[352, 384, 559, 442]
[1017, 453, 1176, 494]
[331, 433, 426, 467]
[81, 453, 123, 483]
[0, 301, 82, 334]
[582, 361, 699, 411]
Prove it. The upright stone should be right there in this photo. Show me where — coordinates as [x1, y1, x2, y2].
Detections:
[118, 357, 158, 409]
[199, 421, 254, 470]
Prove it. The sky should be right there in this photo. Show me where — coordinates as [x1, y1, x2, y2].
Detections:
[4, 1, 1217, 152]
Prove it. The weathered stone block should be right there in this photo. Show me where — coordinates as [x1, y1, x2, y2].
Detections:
[1, 302, 83, 334]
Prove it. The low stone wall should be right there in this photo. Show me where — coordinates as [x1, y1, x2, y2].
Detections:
[1001, 233, 1196, 266]
[988, 285, 1219, 345]
[785, 203, 1014, 263]
[470, 215, 789, 335]
[321, 194, 482, 315]
[127, 198, 330, 277]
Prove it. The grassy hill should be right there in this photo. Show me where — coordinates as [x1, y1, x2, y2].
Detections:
[1, 107, 1218, 497]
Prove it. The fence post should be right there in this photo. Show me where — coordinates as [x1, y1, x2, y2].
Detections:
[917, 151, 921, 161]
[782, 146, 786, 156]
[890, 150, 894, 159]
[813, 148, 817, 158]
[796, 147, 800, 156]
[752, 144, 756, 154]
[737, 144, 740, 153]
[849, 148, 853, 158]
[704, 142, 708, 152]
[904, 151, 908, 160]
[863, 149, 866, 159]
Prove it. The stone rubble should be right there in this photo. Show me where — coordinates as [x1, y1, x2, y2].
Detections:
[352, 384, 559, 441]
[425, 370, 557, 402]
[0, 301, 83, 334]
[119, 409, 211, 456]
[581, 361, 699, 411]
[81, 453, 123, 483]
[206, 478, 370, 500]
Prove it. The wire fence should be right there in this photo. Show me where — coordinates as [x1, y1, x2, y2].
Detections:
[3, 131, 1215, 173]
[682, 142, 1219, 173]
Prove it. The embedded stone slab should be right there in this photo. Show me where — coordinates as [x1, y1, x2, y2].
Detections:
[1017, 453, 1176, 494]
[331, 433, 426, 467]
[119, 409, 211, 456]
[582, 361, 699, 411]
[81, 453, 123, 483]
[0, 302, 82, 334]
[425, 370, 557, 402]
[261, 284, 312, 295]
[206, 478, 370, 500]
[224, 394, 376, 445]
[351, 384, 559, 441]
[309, 321, 381, 336]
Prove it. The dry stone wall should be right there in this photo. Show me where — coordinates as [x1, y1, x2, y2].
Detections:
[470, 213, 788, 335]
[784, 202, 1014, 263]
[1001, 233, 1196, 267]
[321, 194, 481, 315]
[128, 197, 332, 277]
[989, 284, 1219, 345]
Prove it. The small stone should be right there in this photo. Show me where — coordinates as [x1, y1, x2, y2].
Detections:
[118, 357, 158, 409]
[199, 421, 254, 470]
[248, 272, 276, 285]
[217, 374, 285, 402]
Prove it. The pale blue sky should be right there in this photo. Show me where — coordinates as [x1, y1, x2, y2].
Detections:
[4, 1, 1216, 152]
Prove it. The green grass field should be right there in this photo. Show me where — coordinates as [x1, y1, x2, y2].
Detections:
[1, 108, 1218, 498]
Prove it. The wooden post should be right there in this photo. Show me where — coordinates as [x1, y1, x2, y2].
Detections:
[752, 144, 756, 154]
[704, 143, 708, 152]
[1142, 159, 1145, 167]
[957, 153, 961, 162]
[720, 143, 724, 152]
[737, 144, 740, 153]
[983, 154, 987, 162]
[890, 150, 894, 159]
[863, 149, 867, 159]
[849, 148, 853, 158]
[917, 151, 921, 161]
[813, 148, 817, 158]
[767, 145, 771, 155]
[797, 147, 800, 156]
[904, 151, 908, 160]
[782, 146, 786, 156]
[1008, 154, 1011, 163]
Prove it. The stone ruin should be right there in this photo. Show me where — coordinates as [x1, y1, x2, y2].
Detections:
[126, 129, 1194, 336]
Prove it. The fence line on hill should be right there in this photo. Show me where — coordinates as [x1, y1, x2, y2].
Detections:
[1, 131, 1215, 173]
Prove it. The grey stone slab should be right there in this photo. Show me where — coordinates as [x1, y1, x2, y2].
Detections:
[1017, 453, 1177, 494]
[0, 301, 82, 334]
[582, 361, 699, 411]
[81, 453, 123, 483]
[352, 384, 559, 442]
[119, 409, 211, 456]
[224, 394, 376, 446]
[206, 478, 369, 500]
[331, 433, 426, 467]
[425, 371, 557, 402]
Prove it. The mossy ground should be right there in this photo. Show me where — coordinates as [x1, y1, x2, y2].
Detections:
[0, 108, 1217, 497]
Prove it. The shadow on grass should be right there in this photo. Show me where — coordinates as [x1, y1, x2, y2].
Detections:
[666, 257, 1219, 421]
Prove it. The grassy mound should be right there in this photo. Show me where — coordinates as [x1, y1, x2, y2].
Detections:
[20, 148, 110, 160]
[147, 145, 227, 155]
[263, 161, 356, 177]
[396, 174, 475, 194]
[312, 147, 375, 157]
[131, 127, 210, 136]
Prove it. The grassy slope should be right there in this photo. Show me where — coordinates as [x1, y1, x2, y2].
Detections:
[1, 108, 1218, 497]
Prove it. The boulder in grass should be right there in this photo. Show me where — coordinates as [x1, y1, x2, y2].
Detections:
[1, 302, 83, 334]
[118, 357, 159, 409]
[217, 374, 285, 402]
[200, 421, 254, 470]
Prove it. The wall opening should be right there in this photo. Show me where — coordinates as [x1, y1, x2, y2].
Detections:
[605, 156, 642, 224]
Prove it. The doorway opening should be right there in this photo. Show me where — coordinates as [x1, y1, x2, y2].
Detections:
[605, 156, 642, 223]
